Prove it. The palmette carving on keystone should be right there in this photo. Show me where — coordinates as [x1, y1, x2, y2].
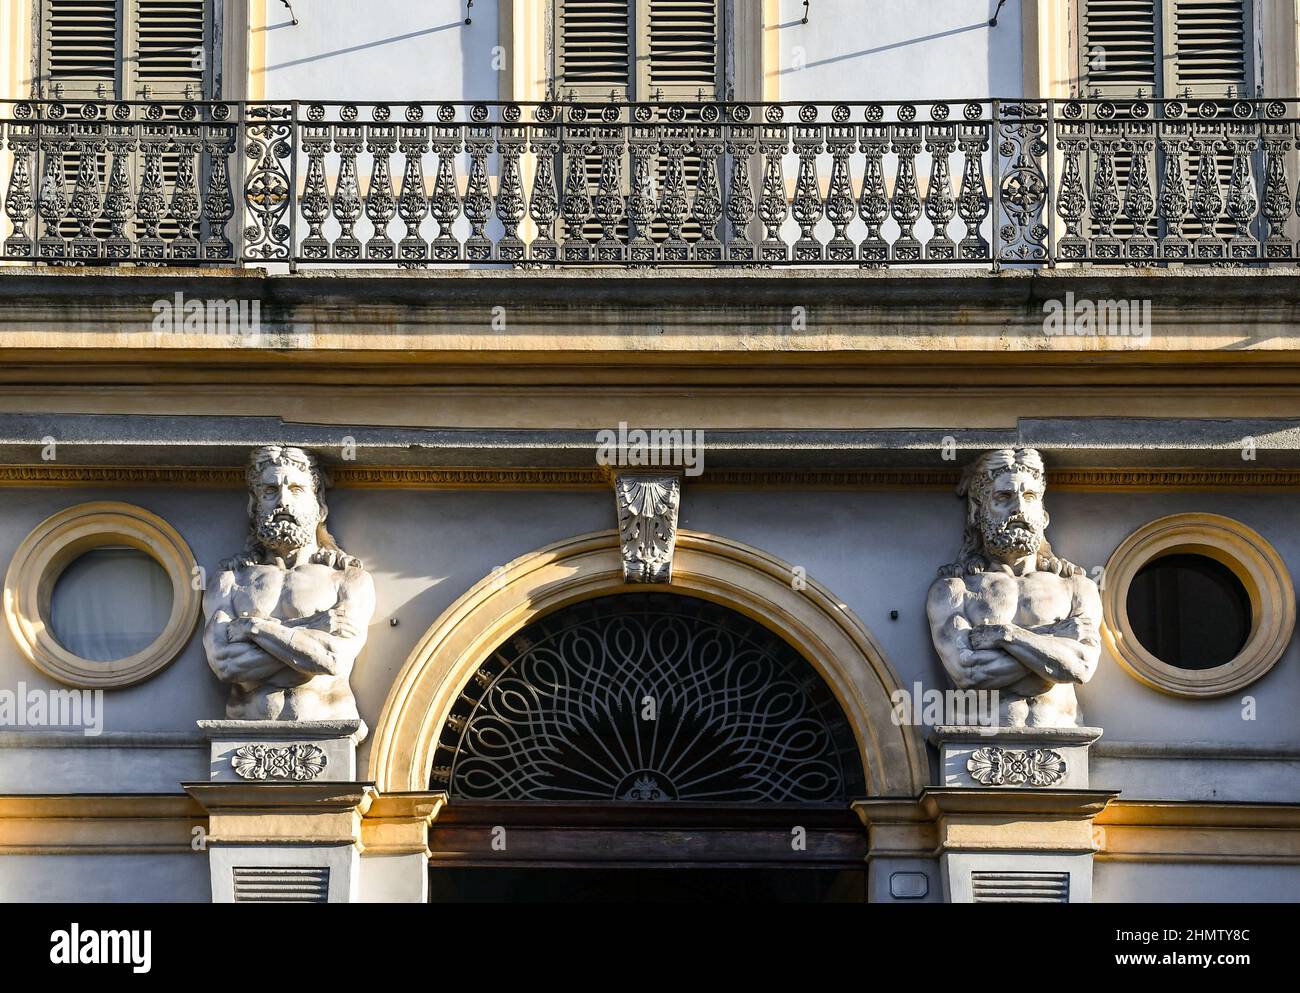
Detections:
[202, 446, 375, 739]
[927, 448, 1102, 729]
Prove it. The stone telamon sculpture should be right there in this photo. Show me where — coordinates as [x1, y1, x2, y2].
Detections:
[202, 446, 375, 736]
[926, 448, 1101, 729]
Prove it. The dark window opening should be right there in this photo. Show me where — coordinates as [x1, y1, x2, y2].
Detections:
[1126, 552, 1251, 669]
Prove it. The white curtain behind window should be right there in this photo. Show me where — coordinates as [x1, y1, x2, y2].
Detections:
[50, 547, 173, 662]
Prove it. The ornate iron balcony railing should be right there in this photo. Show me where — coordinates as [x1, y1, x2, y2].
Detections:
[0, 98, 1295, 269]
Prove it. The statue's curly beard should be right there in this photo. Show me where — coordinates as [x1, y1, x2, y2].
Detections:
[981, 512, 1042, 561]
[255, 509, 317, 556]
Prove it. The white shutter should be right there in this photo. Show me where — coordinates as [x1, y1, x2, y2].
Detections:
[130, 0, 210, 100]
[640, 0, 719, 100]
[42, 0, 121, 98]
[1079, 0, 1159, 98]
[1165, 0, 1248, 98]
[556, 0, 633, 100]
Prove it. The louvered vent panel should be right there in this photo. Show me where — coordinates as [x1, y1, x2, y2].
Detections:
[134, 0, 208, 96]
[971, 871, 1070, 903]
[559, 0, 632, 96]
[45, 0, 120, 93]
[646, 0, 718, 96]
[233, 866, 330, 903]
[1171, 0, 1247, 96]
[1081, 0, 1159, 96]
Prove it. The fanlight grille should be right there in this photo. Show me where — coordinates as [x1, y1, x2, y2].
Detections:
[437, 593, 866, 803]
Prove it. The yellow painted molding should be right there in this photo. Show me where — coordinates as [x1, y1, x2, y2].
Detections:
[857, 794, 1300, 864]
[3, 501, 203, 688]
[1026, 0, 1073, 98]
[1101, 513, 1296, 699]
[851, 798, 941, 858]
[858, 790, 1117, 857]
[249, 0, 267, 101]
[762, 0, 780, 101]
[360, 791, 447, 856]
[0, 794, 205, 854]
[921, 788, 1117, 854]
[5, 792, 1299, 863]
[1, 0, 33, 101]
[183, 782, 374, 847]
[1096, 800, 1300, 864]
[368, 529, 929, 798]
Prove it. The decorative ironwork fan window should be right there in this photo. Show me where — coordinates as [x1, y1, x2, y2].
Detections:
[434, 593, 866, 803]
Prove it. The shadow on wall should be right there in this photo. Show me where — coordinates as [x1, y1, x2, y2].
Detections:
[774, 0, 1020, 99]
[254, 1, 496, 103]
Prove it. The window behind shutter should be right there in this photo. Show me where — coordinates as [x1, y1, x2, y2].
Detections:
[1166, 0, 1248, 97]
[640, 0, 719, 100]
[1079, 0, 1160, 97]
[556, 0, 633, 100]
[131, 0, 210, 100]
[42, 0, 122, 98]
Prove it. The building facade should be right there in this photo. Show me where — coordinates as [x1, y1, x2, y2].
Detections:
[0, 0, 1299, 903]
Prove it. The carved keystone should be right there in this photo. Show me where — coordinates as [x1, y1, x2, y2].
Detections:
[614, 472, 681, 583]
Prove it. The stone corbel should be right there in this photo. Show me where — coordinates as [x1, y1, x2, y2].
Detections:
[612, 471, 681, 583]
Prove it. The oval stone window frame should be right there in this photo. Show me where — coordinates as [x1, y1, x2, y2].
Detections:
[1101, 513, 1295, 698]
[4, 502, 201, 688]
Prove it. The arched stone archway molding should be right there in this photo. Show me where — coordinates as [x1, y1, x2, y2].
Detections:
[369, 529, 929, 799]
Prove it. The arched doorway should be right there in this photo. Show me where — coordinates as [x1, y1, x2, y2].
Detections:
[369, 530, 928, 903]
[429, 592, 871, 901]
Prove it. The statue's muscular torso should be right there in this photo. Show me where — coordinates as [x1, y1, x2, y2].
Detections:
[211, 562, 369, 721]
[929, 568, 1097, 727]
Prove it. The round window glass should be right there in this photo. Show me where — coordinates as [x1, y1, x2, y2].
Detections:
[50, 547, 173, 662]
[1125, 553, 1251, 670]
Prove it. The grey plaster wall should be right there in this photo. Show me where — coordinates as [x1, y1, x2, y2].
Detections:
[775, 0, 1023, 102]
[258, 1, 500, 104]
[0, 483, 1297, 801]
[1094, 861, 1300, 903]
[0, 854, 209, 902]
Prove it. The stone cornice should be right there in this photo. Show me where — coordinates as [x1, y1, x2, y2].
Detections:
[0, 794, 205, 854]
[4, 464, 1300, 490]
[1096, 800, 1300, 864]
[854, 794, 1300, 863]
[4, 267, 1300, 387]
[4, 792, 1299, 861]
[360, 792, 448, 857]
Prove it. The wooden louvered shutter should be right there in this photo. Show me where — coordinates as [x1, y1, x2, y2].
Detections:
[129, 0, 210, 100]
[556, 0, 633, 100]
[638, 0, 720, 101]
[42, 0, 211, 100]
[1079, 0, 1159, 98]
[42, 0, 122, 99]
[1163, 0, 1249, 98]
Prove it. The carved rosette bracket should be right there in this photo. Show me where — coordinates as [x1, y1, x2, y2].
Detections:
[230, 742, 328, 781]
[614, 472, 681, 584]
[967, 745, 1066, 787]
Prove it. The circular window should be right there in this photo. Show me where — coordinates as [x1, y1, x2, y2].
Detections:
[4, 502, 201, 687]
[1126, 554, 1251, 670]
[49, 547, 174, 663]
[1102, 514, 1295, 698]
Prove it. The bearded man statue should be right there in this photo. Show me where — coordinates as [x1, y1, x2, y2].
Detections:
[926, 448, 1102, 729]
[202, 446, 375, 736]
